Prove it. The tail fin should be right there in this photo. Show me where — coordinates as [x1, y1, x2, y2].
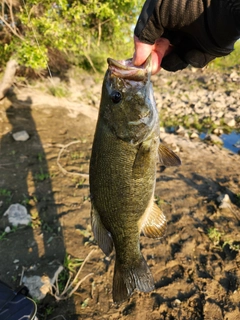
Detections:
[112, 254, 154, 303]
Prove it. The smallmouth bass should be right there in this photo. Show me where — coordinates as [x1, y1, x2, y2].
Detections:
[89, 56, 181, 303]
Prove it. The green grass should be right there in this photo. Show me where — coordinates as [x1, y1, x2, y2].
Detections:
[208, 41, 240, 71]
[48, 85, 69, 98]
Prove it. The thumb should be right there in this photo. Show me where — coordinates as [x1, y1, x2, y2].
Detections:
[133, 36, 153, 66]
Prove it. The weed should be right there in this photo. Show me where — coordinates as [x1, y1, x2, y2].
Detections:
[207, 228, 240, 252]
[30, 211, 41, 229]
[48, 85, 68, 98]
[0, 188, 12, 205]
[70, 151, 85, 160]
[207, 228, 222, 246]
[0, 226, 18, 241]
[37, 153, 44, 162]
[236, 193, 240, 206]
[72, 177, 85, 189]
[222, 240, 240, 252]
[34, 169, 50, 181]
[45, 306, 55, 316]
[49, 250, 95, 301]
[0, 189, 11, 197]
[64, 254, 84, 275]
[81, 298, 89, 309]
[0, 231, 7, 241]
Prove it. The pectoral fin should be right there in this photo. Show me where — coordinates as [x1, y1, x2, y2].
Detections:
[141, 202, 167, 239]
[91, 204, 113, 256]
[158, 143, 181, 167]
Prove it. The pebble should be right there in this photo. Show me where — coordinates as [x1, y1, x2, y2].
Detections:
[4, 226, 11, 233]
[12, 130, 30, 141]
[190, 132, 199, 139]
[204, 134, 223, 145]
[3, 203, 32, 226]
[224, 117, 236, 127]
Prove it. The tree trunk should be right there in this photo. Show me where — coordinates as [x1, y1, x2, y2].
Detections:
[0, 59, 18, 100]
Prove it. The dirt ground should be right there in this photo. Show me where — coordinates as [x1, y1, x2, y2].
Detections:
[0, 79, 240, 320]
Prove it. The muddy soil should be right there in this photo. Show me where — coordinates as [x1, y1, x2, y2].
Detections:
[0, 73, 240, 320]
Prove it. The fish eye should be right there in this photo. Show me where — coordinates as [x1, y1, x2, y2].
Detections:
[110, 90, 122, 103]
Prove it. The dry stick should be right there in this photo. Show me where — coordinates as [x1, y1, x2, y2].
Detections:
[60, 272, 72, 297]
[52, 250, 95, 300]
[69, 273, 94, 297]
[67, 249, 96, 297]
[51, 265, 64, 296]
[57, 141, 89, 179]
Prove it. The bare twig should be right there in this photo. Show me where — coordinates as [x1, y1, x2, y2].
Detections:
[57, 140, 89, 179]
[0, 1, 24, 41]
[50, 249, 95, 301]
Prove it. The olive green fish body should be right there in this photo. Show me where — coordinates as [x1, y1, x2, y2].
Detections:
[90, 57, 180, 303]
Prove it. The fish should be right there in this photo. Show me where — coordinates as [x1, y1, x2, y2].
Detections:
[89, 56, 181, 303]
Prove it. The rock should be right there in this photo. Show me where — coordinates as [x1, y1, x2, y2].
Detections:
[3, 204, 32, 226]
[224, 117, 236, 127]
[213, 128, 223, 135]
[23, 275, 52, 300]
[175, 125, 185, 135]
[12, 130, 30, 141]
[190, 132, 199, 139]
[4, 226, 11, 233]
[234, 140, 240, 148]
[217, 194, 231, 209]
[204, 134, 223, 145]
[230, 71, 239, 82]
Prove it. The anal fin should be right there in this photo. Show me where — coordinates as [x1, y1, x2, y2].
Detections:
[158, 143, 181, 167]
[141, 202, 167, 239]
[91, 204, 113, 256]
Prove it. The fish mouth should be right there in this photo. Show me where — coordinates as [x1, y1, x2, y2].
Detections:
[107, 56, 151, 81]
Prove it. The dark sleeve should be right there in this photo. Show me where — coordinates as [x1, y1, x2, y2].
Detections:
[134, 0, 240, 57]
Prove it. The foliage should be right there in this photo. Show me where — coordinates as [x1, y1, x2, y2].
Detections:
[208, 41, 240, 71]
[0, 0, 144, 73]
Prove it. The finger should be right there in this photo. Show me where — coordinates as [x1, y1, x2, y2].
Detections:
[161, 52, 188, 71]
[185, 49, 216, 68]
[133, 36, 153, 66]
[151, 38, 172, 74]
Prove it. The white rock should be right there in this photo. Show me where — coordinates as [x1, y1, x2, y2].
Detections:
[4, 204, 32, 226]
[230, 71, 239, 81]
[224, 118, 236, 127]
[4, 226, 11, 233]
[190, 132, 199, 139]
[217, 194, 230, 204]
[12, 130, 30, 141]
[175, 125, 185, 134]
[213, 128, 223, 135]
[23, 275, 52, 300]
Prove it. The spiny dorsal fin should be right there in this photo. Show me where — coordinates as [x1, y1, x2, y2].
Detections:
[141, 202, 167, 239]
[158, 143, 181, 167]
[91, 205, 113, 256]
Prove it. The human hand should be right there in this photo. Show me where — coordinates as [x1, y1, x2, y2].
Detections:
[133, 36, 172, 74]
[134, 0, 240, 72]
